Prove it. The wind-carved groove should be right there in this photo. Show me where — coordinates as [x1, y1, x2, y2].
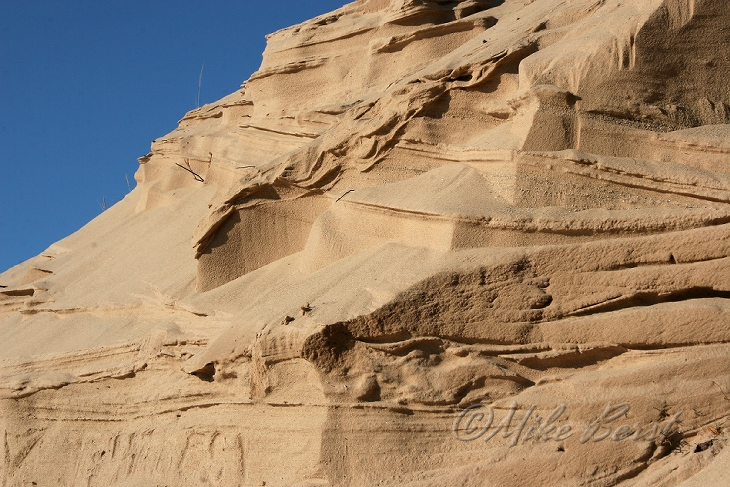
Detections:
[363, 336, 444, 354]
[248, 57, 328, 81]
[0, 288, 35, 298]
[372, 16, 497, 54]
[513, 346, 628, 371]
[191, 362, 216, 382]
[579, 176, 730, 204]
[570, 287, 730, 317]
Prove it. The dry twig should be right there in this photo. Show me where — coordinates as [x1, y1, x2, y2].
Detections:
[336, 189, 354, 202]
[711, 381, 730, 401]
[175, 158, 205, 182]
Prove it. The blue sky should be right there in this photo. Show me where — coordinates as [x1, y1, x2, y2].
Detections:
[0, 0, 347, 273]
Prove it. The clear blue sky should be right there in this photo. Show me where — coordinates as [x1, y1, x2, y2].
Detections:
[0, 0, 346, 273]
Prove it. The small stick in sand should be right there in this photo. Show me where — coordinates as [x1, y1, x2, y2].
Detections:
[175, 158, 205, 182]
[711, 380, 730, 401]
[336, 189, 354, 202]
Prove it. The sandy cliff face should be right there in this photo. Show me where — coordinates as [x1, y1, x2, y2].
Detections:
[1, 0, 729, 485]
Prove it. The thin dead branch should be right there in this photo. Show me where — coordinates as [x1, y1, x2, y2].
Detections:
[175, 158, 205, 182]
